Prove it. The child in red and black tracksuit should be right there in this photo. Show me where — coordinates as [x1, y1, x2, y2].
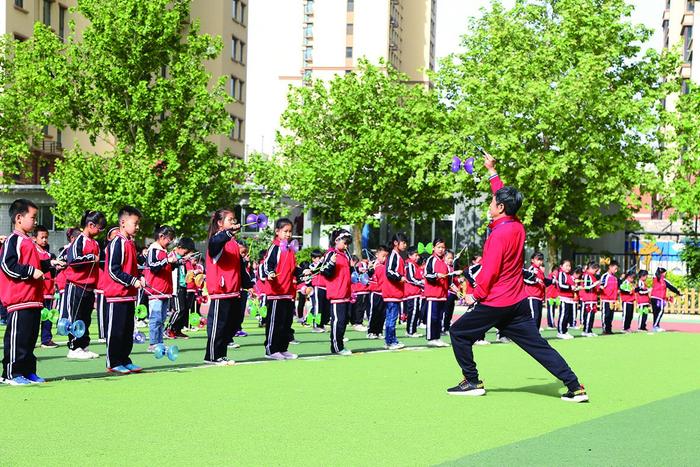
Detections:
[308, 249, 325, 332]
[523, 252, 547, 331]
[650, 267, 681, 332]
[579, 262, 601, 337]
[235, 242, 254, 339]
[620, 272, 637, 332]
[556, 259, 577, 339]
[599, 261, 619, 334]
[444, 250, 460, 334]
[382, 233, 407, 349]
[144, 225, 177, 349]
[33, 224, 59, 348]
[65, 211, 106, 359]
[448, 157, 585, 401]
[545, 266, 559, 329]
[95, 227, 118, 342]
[261, 218, 304, 360]
[404, 246, 424, 338]
[1, 199, 64, 384]
[103, 207, 144, 374]
[204, 208, 243, 365]
[317, 229, 354, 355]
[636, 270, 651, 331]
[367, 246, 388, 339]
[350, 258, 370, 331]
[423, 239, 450, 346]
[166, 237, 197, 339]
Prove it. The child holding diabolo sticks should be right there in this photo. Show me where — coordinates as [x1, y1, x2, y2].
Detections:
[95, 226, 119, 343]
[1, 199, 66, 385]
[599, 260, 619, 335]
[316, 229, 354, 355]
[260, 218, 307, 360]
[382, 233, 408, 350]
[448, 153, 587, 402]
[165, 237, 197, 339]
[556, 259, 577, 340]
[65, 210, 107, 360]
[650, 267, 682, 332]
[204, 208, 243, 366]
[308, 249, 325, 332]
[350, 257, 370, 332]
[423, 238, 451, 347]
[579, 261, 601, 337]
[620, 271, 637, 333]
[404, 245, 424, 338]
[32, 224, 59, 349]
[103, 207, 144, 374]
[144, 225, 178, 351]
[636, 269, 652, 331]
[523, 252, 547, 331]
[366, 245, 388, 339]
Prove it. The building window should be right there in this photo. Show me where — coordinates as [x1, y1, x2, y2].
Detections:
[38, 206, 55, 231]
[304, 46, 313, 62]
[682, 79, 690, 94]
[347, 0, 354, 12]
[239, 41, 246, 64]
[240, 3, 246, 24]
[346, 47, 353, 58]
[346, 23, 353, 35]
[43, 0, 52, 26]
[14, 0, 24, 8]
[305, 0, 314, 14]
[238, 80, 245, 102]
[232, 0, 238, 18]
[684, 26, 693, 62]
[303, 69, 312, 83]
[230, 115, 236, 139]
[230, 76, 238, 99]
[237, 119, 244, 141]
[305, 24, 313, 38]
[59, 6, 67, 41]
[688, 0, 696, 12]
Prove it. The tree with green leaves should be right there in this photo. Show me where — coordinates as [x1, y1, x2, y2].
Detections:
[246, 59, 468, 253]
[18, 0, 243, 238]
[434, 0, 678, 261]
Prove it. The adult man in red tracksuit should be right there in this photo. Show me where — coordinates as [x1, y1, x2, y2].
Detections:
[447, 155, 587, 402]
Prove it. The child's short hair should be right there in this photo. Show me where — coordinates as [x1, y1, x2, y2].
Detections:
[390, 232, 408, 245]
[311, 249, 324, 259]
[330, 228, 352, 244]
[118, 206, 143, 220]
[469, 255, 480, 264]
[638, 269, 648, 278]
[258, 249, 267, 261]
[573, 266, 583, 275]
[351, 255, 359, 262]
[407, 245, 418, 256]
[609, 260, 619, 268]
[177, 237, 195, 251]
[376, 244, 390, 254]
[587, 261, 600, 270]
[494, 186, 523, 216]
[154, 225, 175, 240]
[9, 198, 37, 222]
[445, 249, 454, 257]
[66, 227, 80, 242]
[531, 252, 544, 261]
[559, 258, 571, 266]
[32, 224, 49, 236]
[432, 238, 446, 247]
[81, 210, 107, 229]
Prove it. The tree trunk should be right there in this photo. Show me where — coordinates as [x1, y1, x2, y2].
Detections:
[547, 237, 559, 270]
[353, 222, 364, 258]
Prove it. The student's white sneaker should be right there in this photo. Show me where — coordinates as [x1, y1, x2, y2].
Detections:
[97, 338, 106, 343]
[311, 327, 326, 333]
[343, 337, 349, 343]
[336, 349, 352, 356]
[497, 336, 511, 344]
[418, 324, 427, 330]
[474, 339, 491, 345]
[557, 333, 574, 340]
[227, 342, 241, 349]
[652, 326, 666, 333]
[405, 332, 423, 338]
[281, 351, 298, 360]
[352, 324, 368, 332]
[265, 352, 286, 360]
[388, 342, 405, 350]
[67, 348, 92, 360]
[427, 339, 450, 347]
[366, 333, 379, 340]
[82, 348, 99, 358]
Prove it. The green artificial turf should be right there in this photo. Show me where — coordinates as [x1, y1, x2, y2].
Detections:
[0, 320, 699, 466]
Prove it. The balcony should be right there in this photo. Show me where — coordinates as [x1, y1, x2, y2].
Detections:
[33, 139, 63, 156]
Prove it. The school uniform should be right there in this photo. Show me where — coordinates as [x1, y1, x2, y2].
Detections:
[579, 272, 600, 334]
[650, 275, 680, 330]
[318, 248, 352, 353]
[1, 231, 52, 380]
[205, 230, 242, 362]
[103, 233, 141, 369]
[523, 262, 546, 330]
[599, 272, 619, 334]
[444, 265, 459, 333]
[166, 254, 191, 335]
[404, 259, 423, 335]
[620, 279, 636, 331]
[261, 239, 300, 355]
[367, 263, 386, 336]
[65, 233, 100, 350]
[94, 246, 108, 340]
[237, 257, 255, 335]
[423, 254, 449, 341]
[36, 245, 56, 345]
[382, 248, 405, 346]
[144, 243, 174, 345]
[449, 173, 581, 392]
[556, 271, 576, 335]
[350, 265, 370, 325]
[545, 270, 559, 328]
[636, 279, 651, 330]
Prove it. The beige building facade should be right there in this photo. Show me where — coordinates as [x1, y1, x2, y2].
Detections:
[246, 0, 436, 156]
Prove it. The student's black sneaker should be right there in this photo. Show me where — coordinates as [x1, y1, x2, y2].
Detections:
[446, 379, 485, 396]
[561, 385, 589, 403]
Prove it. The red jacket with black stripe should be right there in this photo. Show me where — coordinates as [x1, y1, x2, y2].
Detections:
[578, 272, 600, 303]
[382, 248, 405, 302]
[319, 248, 352, 303]
[144, 243, 174, 299]
[423, 254, 449, 301]
[65, 233, 100, 290]
[0, 231, 47, 312]
[556, 271, 576, 301]
[368, 263, 385, 294]
[403, 259, 423, 299]
[36, 245, 56, 300]
[261, 239, 298, 300]
[103, 233, 140, 303]
[599, 272, 619, 302]
[205, 229, 242, 300]
[523, 262, 545, 300]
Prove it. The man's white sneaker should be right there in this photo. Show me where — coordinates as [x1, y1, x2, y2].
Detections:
[388, 342, 405, 350]
[366, 333, 379, 340]
[281, 351, 298, 360]
[82, 348, 99, 359]
[265, 352, 286, 360]
[474, 339, 491, 345]
[405, 333, 423, 338]
[352, 324, 368, 332]
[557, 333, 574, 340]
[336, 349, 352, 356]
[67, 348, 92, 360]
[427, 339, 449, 347]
